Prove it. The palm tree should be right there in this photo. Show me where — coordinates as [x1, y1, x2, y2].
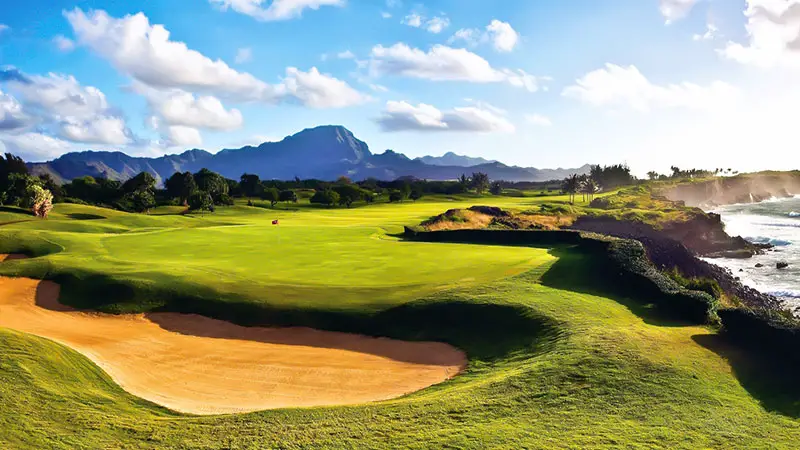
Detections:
[581, 178, 601, 202]
[562, 174, 580, 204]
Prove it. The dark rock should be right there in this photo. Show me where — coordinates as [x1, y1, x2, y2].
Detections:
[777, 262, 790, 269]
[755, 263, 764, 268]
[468, 206, 510, 217]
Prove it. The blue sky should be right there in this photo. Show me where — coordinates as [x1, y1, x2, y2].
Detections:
[1, 0, 799, 174]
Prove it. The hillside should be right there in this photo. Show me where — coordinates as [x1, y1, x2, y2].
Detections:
[27, 125, 591, 184]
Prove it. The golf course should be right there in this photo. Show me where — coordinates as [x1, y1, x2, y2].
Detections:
[0, 194, 799, 449]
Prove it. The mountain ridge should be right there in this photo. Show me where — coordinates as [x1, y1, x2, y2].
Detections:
[28, 125, 591, 183]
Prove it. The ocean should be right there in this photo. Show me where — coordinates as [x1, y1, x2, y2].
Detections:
[706, 196, 800, 310]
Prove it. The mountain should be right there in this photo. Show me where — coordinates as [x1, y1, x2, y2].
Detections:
[416, 152, 496, 167]
[28, 125, 591, 184]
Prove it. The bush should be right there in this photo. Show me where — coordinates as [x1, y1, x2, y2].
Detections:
[589, 197, 612, 209]
[188, 191, 213, 212]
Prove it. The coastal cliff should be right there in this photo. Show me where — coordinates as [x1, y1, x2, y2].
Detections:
[663, 172, 800, 208]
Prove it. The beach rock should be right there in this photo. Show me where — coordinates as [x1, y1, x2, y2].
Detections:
[777, 262, 790, 270]
[755, 263, 764, 268]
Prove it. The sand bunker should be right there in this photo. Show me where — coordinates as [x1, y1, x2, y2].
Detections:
[0, 255, 466, 415]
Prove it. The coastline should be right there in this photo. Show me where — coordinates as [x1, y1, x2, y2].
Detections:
[703, 195, 800, 313]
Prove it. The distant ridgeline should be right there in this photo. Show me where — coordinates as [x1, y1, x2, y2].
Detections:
[27, 126, 591, 185]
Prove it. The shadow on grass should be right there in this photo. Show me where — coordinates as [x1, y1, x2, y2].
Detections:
[39, 267, 562, 364]
[693, 333, 800, 418]
[65, 213, 106, 220]
[0, 206, 32, 216]
[540, 247, 695, 328]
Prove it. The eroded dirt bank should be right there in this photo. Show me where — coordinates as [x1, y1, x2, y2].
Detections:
[0, 255, 466, 415]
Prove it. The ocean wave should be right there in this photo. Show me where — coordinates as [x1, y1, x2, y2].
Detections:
[790, 211, 800, 217]
[746, 236, 792, 246]
[769, 290, 800, 299]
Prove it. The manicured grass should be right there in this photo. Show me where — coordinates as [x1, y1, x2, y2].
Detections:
[0, 195, 799, 448]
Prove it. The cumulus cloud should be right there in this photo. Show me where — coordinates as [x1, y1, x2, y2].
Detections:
[279, 67, 369, 108]
[659, 0, 698, 24]
[0, 132, 73, 161]
[449, 20, 519, 52]
[1, 70, 133, 146]
[208, 0, 344, 21]
[65, 9, 368, 107]
[525, 114, 552, 127]
[402, 13, 423, 28]
[693, 22, 718, 41]
[60, 115, 130, 145]
[235, 47, 252, 63]
[167, 125, 203, 146]
[369, 43, 545, 91]
[0, 89, 31, 130]
[562, 63, 739, 111]
[381, 11, 392, 19]
[53, 35, 75, 51]
[132, 82, 244, 131]
[376, 100, 515, 133]
[722, 0, 800, 68]
[337, 50, 355, 59]
[402, 13, 449, 33]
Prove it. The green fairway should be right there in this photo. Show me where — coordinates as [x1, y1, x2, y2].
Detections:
[1, 196, 799, 448]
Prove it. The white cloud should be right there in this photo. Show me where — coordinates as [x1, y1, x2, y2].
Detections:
[167, 125, 203, 146]
[0, 89, 31, 131]
[402, 13, 422, 28]
[486, 20, 519, 52]
[369, 83, 389, 92]
[60, 115, 130, 145]
[722, 0, 800, 68]
[386, 0, 402, 7]
[562, 63, 739, 111]
[425, 16, 450, 34]
[208, 0, 344, 21]
[235, 47, 252, 63]
[0, 24, 9, 34]
[132, 82, 244, 131]
[376, 100, 515, 133]
[660, 0, 698, 24]
[0, 132, 73, 161]
[525, 114, 552, 127]
[693, 22, 718, 41]
[381, 11, 392, 19]
[65, 9, 367, 108]
[449, 20, 519, 52]
[53, 35, 75, 52]
[337, 50, 355, 59]
[2, 71, 133, 146]
[402, 13, 449, 34]
[369, 43, 545, 91]
[279, 67, 369, 108]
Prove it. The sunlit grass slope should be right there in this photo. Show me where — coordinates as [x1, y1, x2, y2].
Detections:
[0, 195, 799, 448]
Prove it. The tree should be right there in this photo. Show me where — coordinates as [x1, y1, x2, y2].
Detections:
[388, 190, 404, 203]
[409, 186, 424, 201]
[37, 174, 64, 202]
[471, 172, 490, 194]
[0, 153, 28, 197]
[489, 181, 503, 195]
[261, 187, 280, 207]
[336, 176, 352, 185]
[310, 189, 339, 207]
[279, 189, 297, 203]
[239, 173, 262, 199]
[188, 190, 214, 212]
[25, 185, 53, 218]
[122, 172, 156, 195]
[458, 173, 471, 190]
[580, 178, 601, 202]
[647, 171, 660, 181]
[333, 184, 365, 207]
[165, 171, 197, 205]
[125, 190, 156, 213]
[4, 173, 39, 206]
[194, 168, 229, 204]
[562, 174, 581, 204]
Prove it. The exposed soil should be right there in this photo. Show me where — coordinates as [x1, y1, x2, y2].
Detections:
[0, 255, 466, 415]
